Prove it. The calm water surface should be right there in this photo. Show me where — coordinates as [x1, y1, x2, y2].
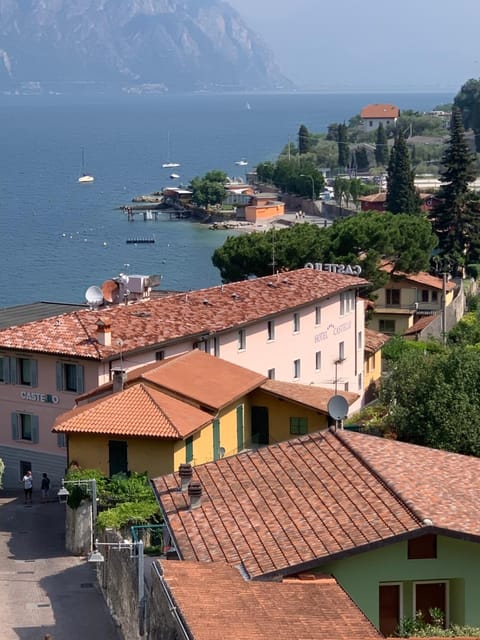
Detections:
[0, 91, 452, 306]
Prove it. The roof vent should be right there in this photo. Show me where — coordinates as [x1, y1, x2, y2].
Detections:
[188, 481, 202, 510]
[178, 463, 193, 492]
[231, 292, 239, 299]
[267, 281, 275, 287]
[203, 299, 209, 305]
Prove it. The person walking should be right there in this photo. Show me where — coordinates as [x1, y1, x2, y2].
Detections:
[41, 473, 50, 503]
[22, 470, 33, 504]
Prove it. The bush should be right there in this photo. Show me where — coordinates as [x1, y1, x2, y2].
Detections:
[96, 501, 160, 531]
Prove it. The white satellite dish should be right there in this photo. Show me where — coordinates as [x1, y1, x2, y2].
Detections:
[327, 395, 349, 421]
[85, 285, 104, 308]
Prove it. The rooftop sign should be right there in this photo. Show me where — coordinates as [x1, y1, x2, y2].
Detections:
[305, 262, 362, 276]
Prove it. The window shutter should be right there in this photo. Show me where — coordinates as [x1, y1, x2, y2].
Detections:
[57, 433, 66, 448]
[9, 358, 17, 384]
[76, 365, 84, 394]
[56, 362, 63, 391]
[31, 416, 39, 444]
[11, 413, 19, 440]
[30, 360, 38, 387]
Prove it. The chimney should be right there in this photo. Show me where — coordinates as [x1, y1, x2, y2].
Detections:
[188, 481, 202, 510]
[178, 463, 193, 492]
[112, 368, 126, 392]
[96, 318, 112, 347]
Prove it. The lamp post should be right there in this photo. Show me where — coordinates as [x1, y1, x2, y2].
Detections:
[300, 174, 315, 201]
[57, 478, 98, 549]
[88, 538, 145, 633]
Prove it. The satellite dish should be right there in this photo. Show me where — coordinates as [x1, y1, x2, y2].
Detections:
[327, 395, 349, 421]
[85, 285, 103, 308]
[102, 279, 119, 303]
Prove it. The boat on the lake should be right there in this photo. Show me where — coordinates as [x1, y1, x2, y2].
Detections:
[78, 147, 94, 183]
[126, 237, 156, 244]
[162, 132, 180, 168]
[234, 158, 248, 166]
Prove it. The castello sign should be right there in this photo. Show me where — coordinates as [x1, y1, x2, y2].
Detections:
[304, 262, 362, 276]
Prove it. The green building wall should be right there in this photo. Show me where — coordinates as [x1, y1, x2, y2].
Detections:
[320, 535, 480, 630]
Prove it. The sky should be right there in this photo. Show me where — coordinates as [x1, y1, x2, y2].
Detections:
[227, 0, 480, 92]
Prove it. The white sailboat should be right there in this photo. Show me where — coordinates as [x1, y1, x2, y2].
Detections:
[162, 133, 180, 168]
[78, 147, 94, 183]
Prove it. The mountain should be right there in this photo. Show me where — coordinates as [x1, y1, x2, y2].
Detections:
[0, 0, 292, 94]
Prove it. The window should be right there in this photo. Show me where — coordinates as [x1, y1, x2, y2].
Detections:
[0, 355, 9, 383]
[344, 381, 349, 392]
[408, 535, 437, 559]
[236, 405, 244, 452]
[293, 312, 300, 333]
[432, 291, 438, 303]
[421, 289, 429, 303]
[11, 413, 39, 443]
[155, 350, 165, 361]
[358, 373, 362, 390]
[358, 331, 363, 349]
[386, 289, 400, 306]
[56, 362, 84, 393]
[315, 305, 322, 325]
[10, 357, 38, 387]
[293, 359, 301, 379]
[238, 329, 246, 351]
[57, 433, 67, 449]
[267, 368, 275, 380]
[290, 417, 308, 435]
[379, 319, 396, 334]
[185, 436, 193, 463]
[340, 291, 355, 315]
[315, 351, 322, 371]
[267, 320, 275, 341]
[338, 341, 345, 361]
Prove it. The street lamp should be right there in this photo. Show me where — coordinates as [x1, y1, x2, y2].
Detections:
[88, 538, 145, 633]
[300, 174, 315, 201]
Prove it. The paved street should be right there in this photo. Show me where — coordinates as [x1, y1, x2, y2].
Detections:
[0, 490, 121, 640]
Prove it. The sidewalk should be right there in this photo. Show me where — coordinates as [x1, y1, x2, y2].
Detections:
[0, 490, 121, 640]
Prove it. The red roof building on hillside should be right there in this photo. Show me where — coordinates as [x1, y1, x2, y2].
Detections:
[360, 103, 400, 130]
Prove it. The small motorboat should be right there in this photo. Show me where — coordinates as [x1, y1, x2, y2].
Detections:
[235, 158, 248, 166]
[170, 173, 180, 179]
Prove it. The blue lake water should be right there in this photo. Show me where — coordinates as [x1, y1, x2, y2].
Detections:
[0, 91, 453, 306]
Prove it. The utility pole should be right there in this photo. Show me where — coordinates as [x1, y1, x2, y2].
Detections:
[441, 271, 447, 346]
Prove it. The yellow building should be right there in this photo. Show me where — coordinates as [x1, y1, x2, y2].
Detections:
[363, 328, 389, 404]
[53, 351, 357, 477]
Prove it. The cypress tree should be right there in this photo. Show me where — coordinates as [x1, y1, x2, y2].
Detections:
[386, 129, 420, 214]
[298, 124, 310, 154]
[431, 107, 479, 275]
[375, 122, 389, 166]
[337, 123, 349, 169]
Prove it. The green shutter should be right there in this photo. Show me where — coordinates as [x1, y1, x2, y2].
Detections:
[185, 436, 193, 463]
[57, 433, 66, 448]
[11, 413, 19, 440]
[213, 418, 220, 460]
[31, 415, 39, 444]
[236, 405, 244, 452]
[30, 360, 38, 387]
[290, 417, 308, 435]
[76, 365, 84, 393]
[9, 357, 18, 384]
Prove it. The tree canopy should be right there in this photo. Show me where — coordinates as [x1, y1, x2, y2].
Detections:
[374, 122, 389, 166]
[211, 211, 437, 287]
[454, 78, 480, 152]
[189, 170, 228, 208]
[298, 124, 311, 154]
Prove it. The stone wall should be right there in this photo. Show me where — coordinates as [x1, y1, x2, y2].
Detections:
[65, 500, 92, 555]
[148, 562, 184, 640]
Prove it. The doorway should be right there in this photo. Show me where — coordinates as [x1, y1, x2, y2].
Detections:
[109, 440, 128, 476]
[251, 406, 269, 445]
[379, 583, 401, 637]
[414, 582, 447, 626]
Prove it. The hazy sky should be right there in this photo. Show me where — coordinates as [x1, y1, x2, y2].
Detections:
[228, 0, 480, 92]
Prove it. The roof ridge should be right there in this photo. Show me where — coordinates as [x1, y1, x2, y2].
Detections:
[334, 430, 427, 526]
[140, 384, 181, 438]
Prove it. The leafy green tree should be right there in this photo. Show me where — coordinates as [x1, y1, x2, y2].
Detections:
[189, 170, 228, 209]
[349, 178, 361, 208]
[374, 123, 389, 166]
[212, 211, 437, 286]
[337, 122, 349, 168]
[381, 346, 480, 456]
[354, 146, 369, 171]
[430, 107, 479, 275]
[386, 130, 420, 214]
[454, 78, 480, 151]
[298, 124, 311, 154]
[256, 161, 275, 183]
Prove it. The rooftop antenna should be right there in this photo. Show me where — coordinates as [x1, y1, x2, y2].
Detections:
[117, 339, 124, 372]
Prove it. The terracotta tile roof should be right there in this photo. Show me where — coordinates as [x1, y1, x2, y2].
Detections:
[379, 262, 456, 291]
[260, 379, 358, 414]
[53, 383, 212, 439]
[153, 430, 422, 578]
[360, 104, 400, 119]
[0, 268, 369, 360]
[157, 561, 382, 640]
[403, 314, 436, 336]
[359, 193, 386, 203]
[154, 430, 480, 578]
[364, 328, 389, 354]
[141, 350, 266, 411]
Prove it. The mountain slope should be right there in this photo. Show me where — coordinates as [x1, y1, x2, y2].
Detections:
[0, 0, 292, 92]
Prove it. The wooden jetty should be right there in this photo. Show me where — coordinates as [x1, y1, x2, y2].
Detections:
[126, 237, 156, 244]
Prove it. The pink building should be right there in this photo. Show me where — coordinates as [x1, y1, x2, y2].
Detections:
[0, 268, 367, 487]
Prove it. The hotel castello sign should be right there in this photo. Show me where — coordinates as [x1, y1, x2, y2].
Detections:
[304, 262, 362, 275]
[20, 391, 60, 404]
